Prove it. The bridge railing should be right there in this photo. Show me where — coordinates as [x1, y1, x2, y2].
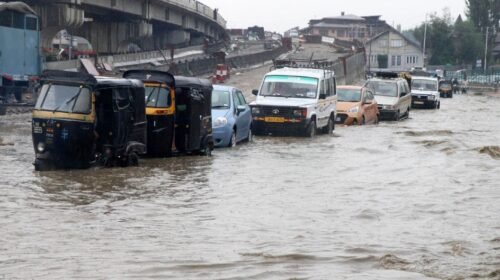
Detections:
[161, 0, 227, 28]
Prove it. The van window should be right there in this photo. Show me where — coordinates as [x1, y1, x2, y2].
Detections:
[320, 80, 326, 96]
[332, 78, 337, 95]
[261, 75, 319, 99]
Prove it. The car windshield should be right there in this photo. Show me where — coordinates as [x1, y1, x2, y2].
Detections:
[212, 90, 231, 109]
[260, 75, 318, 99]
[145, 86, 171, 108]
[337, 88, 362, 102]
[366, 80, 398, 97]
[35, 84, 91, 114]
[412, 79, 437, 91]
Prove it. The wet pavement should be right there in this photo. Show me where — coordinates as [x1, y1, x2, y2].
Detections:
[1, 66, 500, 279]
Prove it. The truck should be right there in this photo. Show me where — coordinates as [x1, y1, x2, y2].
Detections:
[0, 1, 41, 104]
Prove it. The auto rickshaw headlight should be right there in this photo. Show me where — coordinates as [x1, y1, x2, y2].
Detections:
[37, 142, 46, 153]
[213, 117, 228, 128]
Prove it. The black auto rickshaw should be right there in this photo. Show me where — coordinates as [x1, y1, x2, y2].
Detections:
[32, 70, 147, 171]
[123, 70, 176, 157]
[439, 80, 454, 98]
[174, 76, 214, 155]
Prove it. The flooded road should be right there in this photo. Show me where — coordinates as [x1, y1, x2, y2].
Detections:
[1, 67, 500, 279]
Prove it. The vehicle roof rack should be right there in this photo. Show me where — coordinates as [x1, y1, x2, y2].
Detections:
[40, 70, 97, 86]
[123, 70, 175, 87]
[272, 59, 336, 79]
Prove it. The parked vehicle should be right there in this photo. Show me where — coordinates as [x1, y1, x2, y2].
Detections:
[0, 2, 41, 103]
[173, 76, 214, 155]
[211, 85, 252, 147]
[439, 80, 454, 98]
[250, 65, 337, 137]
[366, 72, 411, 121]
[336, 86, 379, 125]
[32, 71, 147, 171]
[123, 70, 176, 157]
[411, 76, 440, 109]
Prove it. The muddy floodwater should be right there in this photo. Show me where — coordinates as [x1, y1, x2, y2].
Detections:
[1, 72, 500, 279]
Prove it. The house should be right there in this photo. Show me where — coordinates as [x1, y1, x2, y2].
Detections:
[305, 13, 389, 42]
[365, 27, 424, 71]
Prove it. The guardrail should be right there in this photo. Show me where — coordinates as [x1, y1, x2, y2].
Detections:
[161, 0, 227, 28]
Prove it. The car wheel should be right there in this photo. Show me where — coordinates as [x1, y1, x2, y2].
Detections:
[246, 128, 253, 142]
[394, 110, 400, 121]
[306, 120, 316, 138]
[362, 116, 366, 125]
[437, 102, 441, 109]
[228, 130, 237, 148]
[375, 114, 380, 124]
[322, 117, 334, 134]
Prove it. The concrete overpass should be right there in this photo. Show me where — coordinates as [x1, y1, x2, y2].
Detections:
[22, 0, 227, 54]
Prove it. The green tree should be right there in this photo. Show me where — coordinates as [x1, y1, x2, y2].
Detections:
[409, 10, 455, 65]
[453, 20, 484, 65]
[466, 0, 500, 29]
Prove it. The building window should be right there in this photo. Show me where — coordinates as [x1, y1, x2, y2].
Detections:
[319, 29, 328, 36]
[391, 39, 403, 48]
[397, 55, 401, 66]
[391, 55, 396, 66]
[337, 29, 346, 37]
[165, 8, 170, 20]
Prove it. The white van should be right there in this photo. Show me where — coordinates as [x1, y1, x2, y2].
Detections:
[411, 76, 440, 109]
[250, 67, 337, 137]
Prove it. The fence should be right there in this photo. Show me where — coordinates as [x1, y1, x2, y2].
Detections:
[446, 69, 500, 85]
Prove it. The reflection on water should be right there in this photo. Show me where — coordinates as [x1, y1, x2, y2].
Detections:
[1, 94, 500, 279]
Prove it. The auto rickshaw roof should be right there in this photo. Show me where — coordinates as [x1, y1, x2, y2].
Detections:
[174, 76, 212, 91]
[41, 70, 143, 88]
[123, 70, 175, 88]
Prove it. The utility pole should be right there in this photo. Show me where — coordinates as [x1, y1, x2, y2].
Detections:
[484, 26, 489, 73]
[423, 15, 428, 68]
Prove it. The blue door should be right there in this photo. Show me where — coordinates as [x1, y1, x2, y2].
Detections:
[233, 90, 251, 141]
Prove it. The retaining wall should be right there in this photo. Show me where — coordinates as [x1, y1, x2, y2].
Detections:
[332, 52, 366, 85]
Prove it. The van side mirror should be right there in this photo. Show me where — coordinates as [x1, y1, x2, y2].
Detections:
[252, 89, 259, 96]
[319, 93, 327, 100]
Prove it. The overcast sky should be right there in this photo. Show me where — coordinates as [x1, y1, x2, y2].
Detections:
[202, 0, 467, 32]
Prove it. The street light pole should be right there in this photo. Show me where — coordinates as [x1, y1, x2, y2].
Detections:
[423, 15, 428, 68]
[484, 26, 489, 73]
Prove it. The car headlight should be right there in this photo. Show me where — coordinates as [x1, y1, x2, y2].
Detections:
[251, 107, 261, 115]
[348, 106, 359, 113]
[213, 117, 228, 128]
[428, 95, 436, 100]
[383, 105, 395, 110]
[37, 142, 45, 153]
[293, 109, 306, 117]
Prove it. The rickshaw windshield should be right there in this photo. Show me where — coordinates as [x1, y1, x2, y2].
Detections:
[35, 84, 91, 114]
[145, 86, 171, 108]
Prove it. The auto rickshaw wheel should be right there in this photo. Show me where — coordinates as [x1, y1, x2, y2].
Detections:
[127, 152, 139, 167]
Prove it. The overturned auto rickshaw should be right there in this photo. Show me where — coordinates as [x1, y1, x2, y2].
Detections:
[174, 76, 214, 155]
[124, 70, 176, 157]
[32, 70, 147, 171]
